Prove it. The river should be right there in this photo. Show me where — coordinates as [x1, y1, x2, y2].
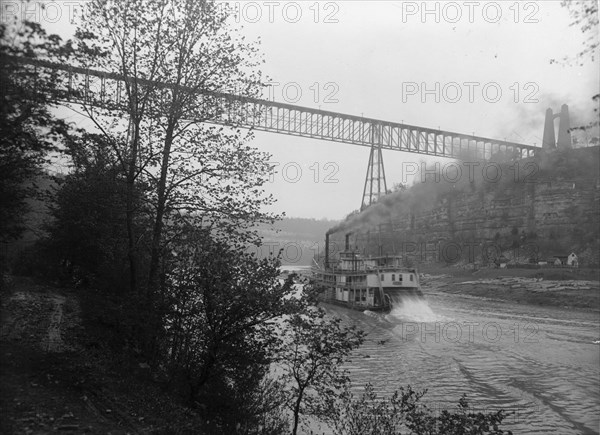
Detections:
[323, 281, 600, 434]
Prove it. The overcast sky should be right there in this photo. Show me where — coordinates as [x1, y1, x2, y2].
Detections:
[235, 1, 598, 220]
[16, 0, 599, 220]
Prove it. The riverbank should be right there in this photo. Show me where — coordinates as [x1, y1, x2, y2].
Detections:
[418, 265, 600, 312]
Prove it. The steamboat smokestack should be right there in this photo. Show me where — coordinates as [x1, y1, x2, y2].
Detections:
[345, 233, 351, 251]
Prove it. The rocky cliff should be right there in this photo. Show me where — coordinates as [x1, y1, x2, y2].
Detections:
[327, 147, 600, 266]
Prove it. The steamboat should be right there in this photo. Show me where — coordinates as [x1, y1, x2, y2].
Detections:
[312, 233, 423, 311]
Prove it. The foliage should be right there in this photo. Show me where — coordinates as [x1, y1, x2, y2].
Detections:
[0, 20, 71, 242]
[3, 2, 298, 429]
[157, 227, 298, 430]
[392, 182, 408, 192]
[69, 0, 276, 298]
[195, 358, 289, 434]
[552, 0, 599, 66]
[10, 238, 60, 281]
[552, 1, 599, 134]
[54, 1, 282, 364]
[330, 383, 513, 435]
[329, 383, 426, 435]
[275, 304, 365, 435]
[48, 133, 133, 284]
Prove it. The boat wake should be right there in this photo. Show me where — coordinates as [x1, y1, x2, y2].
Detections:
[363, 309, 393, 323]
[363, 310, 379, 319]
[386, 295, 445, 322]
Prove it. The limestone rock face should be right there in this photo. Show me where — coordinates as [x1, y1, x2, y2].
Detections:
[330, 148, 600, 265]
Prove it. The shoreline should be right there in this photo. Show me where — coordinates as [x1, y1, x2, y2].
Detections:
[292, 263, 600, 312]
[419, 266, 600, 312]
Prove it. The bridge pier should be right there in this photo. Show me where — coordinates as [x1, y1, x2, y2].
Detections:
[361, 123, 387, 210]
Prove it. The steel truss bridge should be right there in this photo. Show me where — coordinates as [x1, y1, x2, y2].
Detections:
[5, 55, 538, 209]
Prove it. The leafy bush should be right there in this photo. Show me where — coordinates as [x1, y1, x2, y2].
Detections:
[329, 383, 513, 435]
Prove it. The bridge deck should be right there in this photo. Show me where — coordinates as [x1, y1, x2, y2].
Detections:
[3, 55, 538, 159]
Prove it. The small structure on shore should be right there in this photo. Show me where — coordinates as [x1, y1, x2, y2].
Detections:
[496, 255, 509, 268]
[552, 253, 578, 267]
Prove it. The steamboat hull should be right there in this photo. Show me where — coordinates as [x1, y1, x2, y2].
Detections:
[315, 278, 424, 312]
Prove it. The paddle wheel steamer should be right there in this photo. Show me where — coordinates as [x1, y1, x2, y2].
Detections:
[312, 233, 422, 311]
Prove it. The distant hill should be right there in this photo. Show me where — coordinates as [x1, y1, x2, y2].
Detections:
[2, 175, 340, 269]
[255, 217, 340, 266]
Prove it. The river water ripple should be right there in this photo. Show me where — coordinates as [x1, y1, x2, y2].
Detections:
[325, 283, 600, 434]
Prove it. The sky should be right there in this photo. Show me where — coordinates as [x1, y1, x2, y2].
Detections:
[6, 0, 599, 220]
[233, 1, 599, 220]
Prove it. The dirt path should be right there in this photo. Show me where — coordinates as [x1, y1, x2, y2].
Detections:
[45, 294, 67, 353]
[1, 287, 74, 353]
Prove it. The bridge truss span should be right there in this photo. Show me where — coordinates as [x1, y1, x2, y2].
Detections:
[4, 54, 537, 161]
[235, 103, 537, 160]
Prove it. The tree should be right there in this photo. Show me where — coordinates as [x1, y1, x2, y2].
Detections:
[47, 133, 139, 287]
[69, 0, 275, 299]
[276, 305, 365, 435]
[0, 21, 71, 243]
[62, 0, 278, 359]
[161, 228, 299, 402]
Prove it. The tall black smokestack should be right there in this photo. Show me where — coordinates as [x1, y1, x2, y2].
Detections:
[557, 104, 572, 150]
[325, 233, 330, 269]
[345, 233, 351, 251]
[542, 108, 556, 150]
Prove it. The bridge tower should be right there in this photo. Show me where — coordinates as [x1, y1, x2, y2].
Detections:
[361, 123, 388, 210]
